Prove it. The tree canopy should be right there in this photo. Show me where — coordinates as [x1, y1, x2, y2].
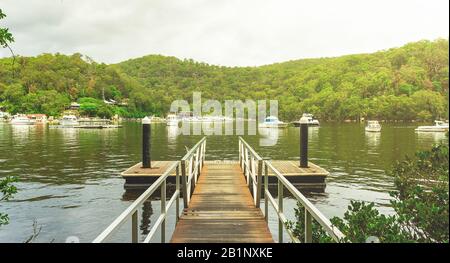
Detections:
[0, 39, 448, 120]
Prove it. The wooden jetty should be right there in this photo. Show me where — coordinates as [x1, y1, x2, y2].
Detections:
[93, 136, 345, 243]
[122, 160, 327, 189]
[171, 161, 273, 243]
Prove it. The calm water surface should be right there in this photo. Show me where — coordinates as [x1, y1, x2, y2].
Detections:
[0, 121, 447, 242]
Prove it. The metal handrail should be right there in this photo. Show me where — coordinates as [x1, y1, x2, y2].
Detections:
[237, 137, 345, 243]
[238, 137, 263, 208]
[93, 137, 207, 243]
[264, 161, 346, 243]
[92, 161, 179, 243]
[181, 137, 206, 208]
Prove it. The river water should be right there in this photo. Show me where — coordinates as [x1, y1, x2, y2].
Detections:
[0, 121, 447, 242]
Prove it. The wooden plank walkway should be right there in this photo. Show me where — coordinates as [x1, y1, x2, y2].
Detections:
[171, 162, 273, 243]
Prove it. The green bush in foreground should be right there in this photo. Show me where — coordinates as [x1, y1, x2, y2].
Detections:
[288, 143, 449, 243]
[0, 176, 17, 226]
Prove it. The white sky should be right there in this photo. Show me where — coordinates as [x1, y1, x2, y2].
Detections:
[0, 0, 448, 66]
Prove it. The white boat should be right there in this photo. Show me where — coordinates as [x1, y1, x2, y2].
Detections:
[200, 115, 232, 122]
[292, 113, 320, 126]
[415, 120, 449, 132]
[303, 113, 320, 126]
[166, 114, 179, 126]
[365, 120, 381, 132]
[149, 116, 166, 123]
[10, 115, 36, 125]
[258, 116, 288, 128]
[59, 115, 79, 127]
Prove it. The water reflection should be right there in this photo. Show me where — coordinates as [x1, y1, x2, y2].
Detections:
[167, 125, 179, 148]
[0, 122, 448, 242]
[11, 125, 36, 142]
[415, 131, 447, 144]
[122, 186, 179, 238]
[258, 127, 281, 146]
[308, 126, 320, 141]
[365, 131, 381, 148]
[54, 127, 78, 142]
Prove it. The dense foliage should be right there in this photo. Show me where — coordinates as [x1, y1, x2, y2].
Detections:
[0, 36, 448, 120]
[288, 142, 449, 243]
[0, 176, 17, 226]
[116, 39, 449, 121]
[0, 9, 13, 50]
[0, 9, 16, 227]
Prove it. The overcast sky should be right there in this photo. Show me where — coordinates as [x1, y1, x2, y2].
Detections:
[0, 0, 448, 66]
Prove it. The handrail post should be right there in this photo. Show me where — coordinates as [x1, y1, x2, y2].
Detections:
[199, 141, 204, 170]
[246, 149, 250, 185]
[238, 140, 242, 167]
[305, 207, 312, 243]
[181, 160, 188, 208]
[255, 159, 262, 208]
[203, 140, 206, 166]
[189, 156, 194, 185]
[264, 161, 269, 222]
[188, 156, 193, 197]
[176, 164, 180, 223]
[132, 210, 138, 243]
[278, 179, 283, 243]
[243, 147, 247, 179]
[195, 147, 200, 182]
[161, 180, 166, 243]
[250, 156, 254, 190]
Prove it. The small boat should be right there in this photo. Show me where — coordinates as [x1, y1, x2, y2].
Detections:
[292, 113, 320, 126]
[365, 120, 381, 132]
[59, 115, 79, 127]
[52, 116, 122, 129]
[258, 116, 288, 128]
[77, 118, 121, 128]
[10, 115, 36, 125]
[415, 120, 449, 132]
[149, 116, 166, 123]
[166, 113, 179, 126]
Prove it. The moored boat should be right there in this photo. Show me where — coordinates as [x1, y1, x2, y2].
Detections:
[365, 120, 381, 132]
[258, 116, 288, 128]
[51, 116, 121, 129]
[415, 120, 449, 132]
[292, 113, 320, 126]
[149, 116, 166, 123]
[166, 113, 179, 126]
[10, 115, 36, 125]
[59, 115, 79, 127]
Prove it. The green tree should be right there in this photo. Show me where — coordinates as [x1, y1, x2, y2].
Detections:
[0, 9, 14, 55]
[288, 142, 449, 243]
[0, 39, 448, 120]
[0, 9, 17, 227]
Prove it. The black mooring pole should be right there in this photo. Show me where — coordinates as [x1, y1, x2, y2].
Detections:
[142, 116, 151, 168]
[300, 116, 309, 168]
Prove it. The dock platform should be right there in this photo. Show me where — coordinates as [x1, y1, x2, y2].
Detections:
[122, 160, 328, 190]
[122, 161, 177, 188]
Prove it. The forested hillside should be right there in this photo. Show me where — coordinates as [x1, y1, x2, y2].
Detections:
[0, 39, 448, 121]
